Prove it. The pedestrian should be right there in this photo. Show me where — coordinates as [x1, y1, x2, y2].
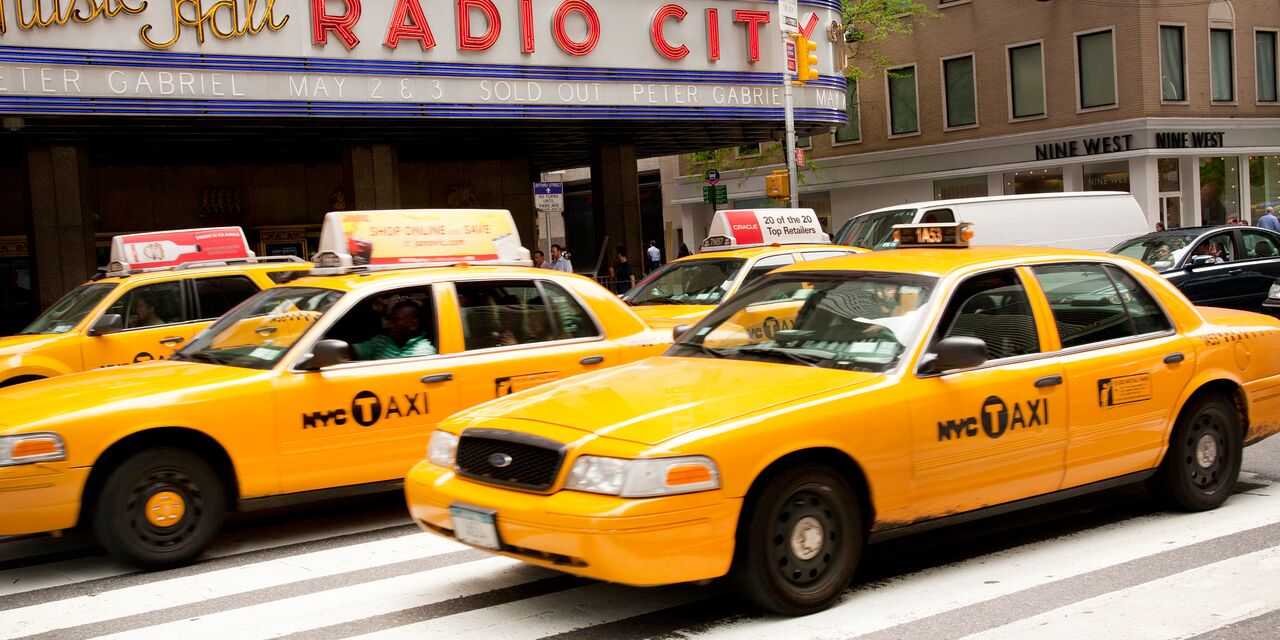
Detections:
[1259, 207, 1280, 232]
[1154, 221, 1164, 232]
[613, 245, 636, 295]
[531, 250, 547, 269]
[1226, 217, 1239, 226]
[549, 244, 574, 273]
[646, 240, 662, 274]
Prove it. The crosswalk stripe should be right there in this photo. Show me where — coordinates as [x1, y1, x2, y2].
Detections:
[683, 489, 1280, 639]
[0, 532, 466, 639]
[957, 544, 1280, 640]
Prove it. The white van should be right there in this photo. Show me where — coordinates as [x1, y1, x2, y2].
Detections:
[833, 192, 1149, 252]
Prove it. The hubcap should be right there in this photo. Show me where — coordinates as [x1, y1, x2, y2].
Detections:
[770, 488, 838, 586]
[1184, 411, 1229, 492]
[790, 516, 825, 561]
[1195, 434, 1218, 469]
[144, 491, 186, 528]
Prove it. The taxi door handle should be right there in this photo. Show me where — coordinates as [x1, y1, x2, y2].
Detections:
[159, 336, 185, 347]
[1035, 375, 1063, 388]
[421, 373, 453, 384]
[580, 356, 605, 366]
[1165, 352, 1185, 365]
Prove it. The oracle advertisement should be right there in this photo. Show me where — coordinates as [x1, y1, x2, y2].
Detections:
[706, 208, 828, 247]
[110, 227, 252, 270]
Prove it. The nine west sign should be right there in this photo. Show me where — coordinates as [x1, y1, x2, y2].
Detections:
[1155, 131, 1227, 149]
[1034, 134, 1136, 161]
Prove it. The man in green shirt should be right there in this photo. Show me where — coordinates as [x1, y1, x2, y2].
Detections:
[352, 300, 437, 360]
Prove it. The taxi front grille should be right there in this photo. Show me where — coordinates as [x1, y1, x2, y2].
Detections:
[455, 429, 566, 491]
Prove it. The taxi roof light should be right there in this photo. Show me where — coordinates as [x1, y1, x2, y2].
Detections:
[105, 227, 262, 277]
[892, 222, 975, 249]
[309, 209, 532, 275]
[700, 208, 830, 253]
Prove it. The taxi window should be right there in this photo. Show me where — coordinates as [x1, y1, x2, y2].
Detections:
[932, 269, 1040, 360]
[107, 281, 189, 330]
[1190, 232, 1234, 264]
[1104, 265, 1173, 335]
[1241, 230, 1280, 260]
[267, 270, 306, 284]
[1031, 264, 1150, 349]
[623, 258, 746, 306]
[457, 281, 558, 350]
[19, 282, 116, 335]
[742, 254, 796, 287]
[323, 286, 438, 362]
[539, 281, 601, 340]
[176, 287, 343, 370]
[194, 276, 260, 320]
[800, 250, 853, 262]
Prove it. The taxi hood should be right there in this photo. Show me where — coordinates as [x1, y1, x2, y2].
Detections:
[0, 334, 62, 356]
[0, 360, 261, 433]
[469, 356, 880, 446]
[630, 305, 717, 331]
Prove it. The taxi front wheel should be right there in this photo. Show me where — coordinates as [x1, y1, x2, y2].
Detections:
[93, 448, 226, 570]
[730, 466, 863, 616]
[1150, 394, 1242, 512]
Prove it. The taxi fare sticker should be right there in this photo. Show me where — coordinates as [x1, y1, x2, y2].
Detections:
[1097, 373, 1153, 408]
[496, 371, 561, 397]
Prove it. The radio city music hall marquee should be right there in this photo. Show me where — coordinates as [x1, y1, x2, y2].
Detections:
[0, 0, 848, 121]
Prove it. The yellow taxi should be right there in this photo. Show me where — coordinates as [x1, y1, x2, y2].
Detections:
[0, 210, 667, 569]
[0, 227, 310, 387]
[623, 208, 863, 330]
[406, 222, 1280, 615]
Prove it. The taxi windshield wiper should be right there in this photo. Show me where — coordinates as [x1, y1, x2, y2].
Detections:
[633, 296, 677, 306]
[173, 351, 230, 366]
[675, 342, 726, 358]
[729, 346, 831, 367]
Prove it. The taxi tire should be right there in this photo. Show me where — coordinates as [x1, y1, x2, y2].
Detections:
[93, 448, 225, 570]
[730, 466, 863, 616]
[1149, 394, 1242, 512]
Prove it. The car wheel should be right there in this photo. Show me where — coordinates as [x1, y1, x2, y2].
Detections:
[1149, 394, 1242, 512]
[730, 465, 863, 616]
[93, 447, 225, 570]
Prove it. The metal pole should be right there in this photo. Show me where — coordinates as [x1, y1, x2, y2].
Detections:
[783, 36, 799, 208]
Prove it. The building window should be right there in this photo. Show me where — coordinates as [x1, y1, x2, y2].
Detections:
[1249, 156, 1280, 221]
[1257, 31, 1278, 102]
[797, 136, 812, 150]
[735, 143, 762, 159]
[834, 81, 861, 143]
[1083, 161, 1131, 192]
[1160, 25, 1187, 101]
[1200, 156, 1241, 225]
[943, 55, 977, 128]
[1008, 42, 1045, 118]
[1003, 168, 1063, 195]
[934, 176, 988, 200]
[1158, 158, 1181, 192]
[1077, 29, 1117, 109]
[1211, 29, 1235, 101]
[887, 66, 919, 135]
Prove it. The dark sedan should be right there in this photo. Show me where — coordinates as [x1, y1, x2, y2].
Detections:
[1111, 225, 1280, 311]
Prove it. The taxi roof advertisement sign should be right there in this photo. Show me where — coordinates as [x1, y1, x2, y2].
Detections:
[704, 209, 829, 250]
[316, 209, 531, 270]
[109, 227, 252, 272]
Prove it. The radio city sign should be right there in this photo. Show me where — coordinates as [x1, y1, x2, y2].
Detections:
[0, 0, 847, 120]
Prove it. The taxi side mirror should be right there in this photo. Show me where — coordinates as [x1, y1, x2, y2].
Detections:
[88, 314, 124, 337]
[673, 324, 693, 341]
[1189, 254, 1215, 268]
[297, 339, 352, 371]
[920, 336, 988, 374]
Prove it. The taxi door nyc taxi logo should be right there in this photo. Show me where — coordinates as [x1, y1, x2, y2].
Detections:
[937, 396, 1049, 442]
[302, 390, 427, 429]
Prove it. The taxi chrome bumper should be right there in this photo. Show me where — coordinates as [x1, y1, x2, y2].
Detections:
[404, 460, 741, 586]
[0, 464, 89, 535]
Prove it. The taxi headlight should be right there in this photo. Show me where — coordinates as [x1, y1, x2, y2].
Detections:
[1269, 282, 1280, 300]
[427, 430, 459, 468]
[565, 455, 720, 497]
[0, 433, 67, 467]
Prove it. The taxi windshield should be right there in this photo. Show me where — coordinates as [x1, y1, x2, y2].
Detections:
[19, 283, 117, 335]
[174, 287, 344, 370]
[671, 272, 937, 373]
[837, 209, 917, 249]
[1110, 232, 1201, 270]
[624, 258, 746, 306]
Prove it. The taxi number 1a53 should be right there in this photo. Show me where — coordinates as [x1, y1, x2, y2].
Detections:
[450, 504, 501, 550]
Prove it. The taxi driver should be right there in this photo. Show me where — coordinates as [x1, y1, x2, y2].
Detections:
[352, 299, 437, 360]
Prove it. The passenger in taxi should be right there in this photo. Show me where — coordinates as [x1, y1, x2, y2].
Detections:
[351, 299, 437, 360]
[132, 293, 166, 328]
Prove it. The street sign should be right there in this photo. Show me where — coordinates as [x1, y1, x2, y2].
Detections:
[779, 0, 799, 33]
[533, 182, 564, 213]
[705, 169, 720, 185]
[796, 148, 806, 167]
[786, 41, 797, 73]
[702, 185, 728, 205]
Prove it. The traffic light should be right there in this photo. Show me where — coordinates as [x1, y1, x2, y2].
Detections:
[766, 170, 790, 199]
[793, 34, 819, 84]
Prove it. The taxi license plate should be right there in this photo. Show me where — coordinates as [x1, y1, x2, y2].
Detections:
[450, 504, 501, 550]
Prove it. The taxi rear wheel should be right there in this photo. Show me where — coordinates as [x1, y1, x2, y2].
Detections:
[730, 466, 863, 616]
[1150, 394, 1242, 512]
[93, 448, 226, 570]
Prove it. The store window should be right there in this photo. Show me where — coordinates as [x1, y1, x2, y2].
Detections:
[1158, 158, 1183, 229]
[1077, 29, 1117, 109]
[1159, 158, 1181, 192]
[1083, 161, 1131, 192]
[835, 81, 861, 143]
[1199, 156, 1241, 226]
[943, 55, 977, 128]
[1211, 29, 1235, 101]
[934, 176, 988, 200]
[1008, 42, 1046, 118]
[887, 65, 919, 136]
[1258, 30, 1278, 102]
[1160, 25, 1187, 101]
[1250, 156, 1280, 221]
[1003, 168, 1064, 195]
